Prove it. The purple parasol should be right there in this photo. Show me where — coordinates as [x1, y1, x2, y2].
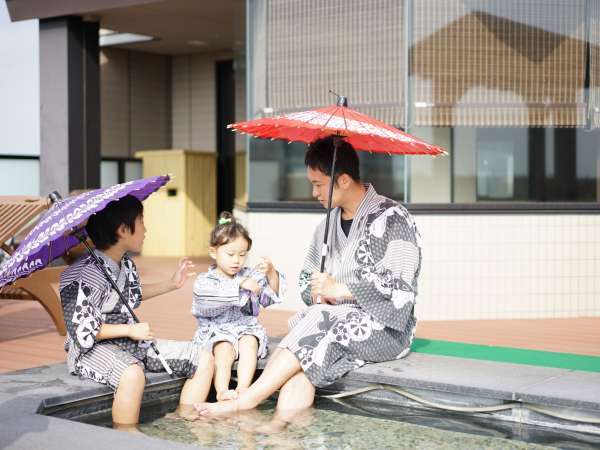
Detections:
[0, 175, 170, 288]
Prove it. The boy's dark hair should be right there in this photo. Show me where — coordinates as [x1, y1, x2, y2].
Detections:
[210, 211, 252, 250]
[305, 136, 360, 183]
[86, 195, 144, 250]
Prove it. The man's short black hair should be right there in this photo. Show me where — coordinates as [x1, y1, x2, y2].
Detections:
[305, 136, 360, 183]
[86, 195, 143, 250]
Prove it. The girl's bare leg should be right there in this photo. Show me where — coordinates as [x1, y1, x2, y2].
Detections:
[236, 335, 259, 391]
[195, 348, 302, 416]
[213, 341, 237, 400]
[112, 364, 146, 431]
[176, 349, 215, 419]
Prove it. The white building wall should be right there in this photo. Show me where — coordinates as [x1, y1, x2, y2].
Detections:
[0, 3, 39, 157]
[0, 3, 39, 196]
[237, 210, 600, 320]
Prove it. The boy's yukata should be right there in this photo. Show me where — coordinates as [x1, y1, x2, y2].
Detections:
[192, 266, 286, 359]
[279, 184, 422, 387]
[60, 250, 199, 391]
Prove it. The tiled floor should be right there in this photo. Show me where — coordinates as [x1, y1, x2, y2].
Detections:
[1, 256, 598, 373]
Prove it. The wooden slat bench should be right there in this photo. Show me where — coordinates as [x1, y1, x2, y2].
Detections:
[0, 196, 66, 335]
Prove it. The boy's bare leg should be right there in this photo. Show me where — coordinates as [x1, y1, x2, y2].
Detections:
[176, 349, 215, 419]
[236, 335, 259, 393]
[195, 348, 302, 416]
[213, 341, 237, 401]
[112, 364, 146, 432]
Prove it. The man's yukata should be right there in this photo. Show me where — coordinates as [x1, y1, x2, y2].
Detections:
[192, 266, 286, 359]
[59, 251, 199, 391]
[279, 184, 422, 387]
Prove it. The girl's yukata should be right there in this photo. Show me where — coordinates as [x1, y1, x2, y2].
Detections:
[59, 250, 199, 391]
[279, 184, 422, 387]
[192, 266, 286, 359]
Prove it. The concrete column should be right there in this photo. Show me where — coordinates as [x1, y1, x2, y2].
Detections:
[39, 16, 100, 197]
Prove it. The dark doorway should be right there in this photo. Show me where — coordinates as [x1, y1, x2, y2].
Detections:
[216, 60, 236, 215]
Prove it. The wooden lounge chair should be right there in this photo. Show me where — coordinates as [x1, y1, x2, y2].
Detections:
[0, 196, 67, 335]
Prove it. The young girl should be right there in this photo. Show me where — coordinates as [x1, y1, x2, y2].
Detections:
[192, 211, 286, 401]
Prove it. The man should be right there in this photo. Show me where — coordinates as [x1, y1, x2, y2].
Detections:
[195, 136, 421, 422]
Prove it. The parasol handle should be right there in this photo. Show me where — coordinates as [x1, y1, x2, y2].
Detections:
[77, 236, 174, 375]
[319, 138, 338, 272]
[316, 137, 340, 304]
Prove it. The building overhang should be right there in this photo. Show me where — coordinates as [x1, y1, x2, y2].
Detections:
[6, 0, 242, 55]
[5, 0, 161, 22]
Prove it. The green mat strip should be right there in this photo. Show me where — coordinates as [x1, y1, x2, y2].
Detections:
[411, 338, 600, 373]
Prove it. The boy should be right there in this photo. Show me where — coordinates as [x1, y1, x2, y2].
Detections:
[59, 195, 213, 431]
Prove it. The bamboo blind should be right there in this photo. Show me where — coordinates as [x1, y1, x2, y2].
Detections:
[266, 0, 405, 125]
[589, 0, 600, 128]
[411, 0, 587, 127]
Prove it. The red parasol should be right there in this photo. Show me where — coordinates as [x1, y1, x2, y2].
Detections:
[229, 96, 445, 297]
[229, 97, 445, 156]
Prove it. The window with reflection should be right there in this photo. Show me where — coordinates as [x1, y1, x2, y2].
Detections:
[248, 0, 600, 204]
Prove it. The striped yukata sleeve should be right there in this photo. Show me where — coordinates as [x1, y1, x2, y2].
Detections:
[298, 225, 322, 306]
[257, 270, 287, 308]
[298, 222, 357, 306]
[239, 268, 287, 316]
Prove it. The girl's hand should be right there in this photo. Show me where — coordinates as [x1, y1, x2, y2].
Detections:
[258, 257, 280, 294]
[128, 322, 154, 341]
[257, 257, 275, 277]
[240, 277, 261, 294]
[171, 257, 196, 289]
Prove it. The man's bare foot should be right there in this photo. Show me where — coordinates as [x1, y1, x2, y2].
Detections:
[235, 386, 249, 394]
[194, 400, 240, 417]
[276, 407, 315, 428]
[234, 409, 269, 432]
[217, 389, 239, 401]
[165, 404, 200, 421]
[254, 417, 288, 435]
[112, 422, 143, 433]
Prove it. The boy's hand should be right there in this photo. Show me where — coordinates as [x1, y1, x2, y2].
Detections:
[240, 277, 261, 294]
[171, 257, 196, 289]
[128, 322, 154, 341]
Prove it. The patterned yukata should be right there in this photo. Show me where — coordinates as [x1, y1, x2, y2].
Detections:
[59, 251, 199, 391]
[279, 184, 421, 387]
[192, 266, 286, 359]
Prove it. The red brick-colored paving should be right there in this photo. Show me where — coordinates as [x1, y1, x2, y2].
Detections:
[1, 257, 599, 373]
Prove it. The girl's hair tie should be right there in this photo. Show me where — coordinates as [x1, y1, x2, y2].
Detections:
[218, 217, 232, 225]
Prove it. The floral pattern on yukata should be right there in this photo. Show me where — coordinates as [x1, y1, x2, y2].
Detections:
[280, 185, 421, 387]
[60, 252, 199, 391]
